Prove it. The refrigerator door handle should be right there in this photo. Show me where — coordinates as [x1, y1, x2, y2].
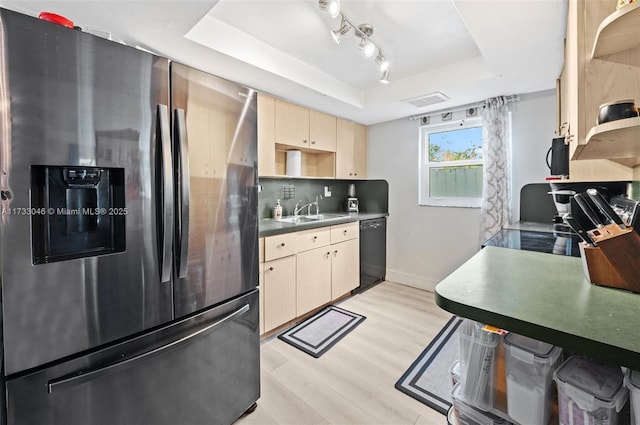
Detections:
[46, 303, 250, 394]
[158, 104, 174, 284]
[175, 108, 190, 279]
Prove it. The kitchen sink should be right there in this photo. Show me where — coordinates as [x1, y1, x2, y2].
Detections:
[278, 216, 318, 224]
[264, 213, 350, 226]
[303, 213, 348, 220]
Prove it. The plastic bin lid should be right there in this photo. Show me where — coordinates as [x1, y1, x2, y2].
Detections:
[626, 370, 640, 389]
[555, 356, 624, 401]
[503, 333, 556, 358]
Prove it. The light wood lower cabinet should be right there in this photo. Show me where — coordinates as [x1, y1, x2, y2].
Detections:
[296, 247, 332, 316]
[263, 255, 297, 333]
[331, 238, 360, 299]
[260, 221, 361, 335]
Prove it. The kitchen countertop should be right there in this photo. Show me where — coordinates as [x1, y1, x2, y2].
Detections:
[259, 212, 388, 237]
[434, 246, 640, 370]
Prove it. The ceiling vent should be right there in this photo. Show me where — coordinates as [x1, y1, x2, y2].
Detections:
[404, 92, 450, 108]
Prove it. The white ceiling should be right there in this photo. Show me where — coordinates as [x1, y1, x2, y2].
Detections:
[0, 0, 568, 125]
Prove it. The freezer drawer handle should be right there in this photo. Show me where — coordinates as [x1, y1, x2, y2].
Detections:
[46, 303, 250, 394]
[175, 108, 191, 279]
[158, 104, 174, 284]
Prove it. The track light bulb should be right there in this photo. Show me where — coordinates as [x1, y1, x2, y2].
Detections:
[319, 0, 340, 18]
[375, 52, 390, 72]
[360, 39, 375, 58]
[380, 69, 390, 84]
[331, 17, 350, 44]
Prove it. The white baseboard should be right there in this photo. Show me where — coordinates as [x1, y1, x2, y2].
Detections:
[385, 268, 439, 292]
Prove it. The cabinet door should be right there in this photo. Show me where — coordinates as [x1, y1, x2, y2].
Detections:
[296, 247, 332, 316]
[258, 263, 264, 335]
[258, 93, 276, 176]
[353, 123, 367, 178]
[331, 238, 360, 299]
[275, 99, 310, 148]
[263, 256, 297, 332]
[309, 110, 337, 152]
[336, 118, 355, 179]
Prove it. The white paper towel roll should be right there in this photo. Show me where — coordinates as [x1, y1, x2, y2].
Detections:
[286, 150, 302, 177]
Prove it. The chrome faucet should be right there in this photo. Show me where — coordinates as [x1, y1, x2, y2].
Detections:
[293, 195, 322, 216]
[293, 201, 312, 216]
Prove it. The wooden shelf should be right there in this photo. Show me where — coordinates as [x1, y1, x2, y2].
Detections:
[592, 2, 640, 60]
[572, 116, 640, 166]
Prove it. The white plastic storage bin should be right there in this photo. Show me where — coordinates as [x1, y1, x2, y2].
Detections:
[458, 319, 500, 410]
[450, 360, 461, 387]
[503, 333, 562, 425]
[554, 356, 629, 425]
[625, 369, 640, 425]
[451, 383, 512, 425]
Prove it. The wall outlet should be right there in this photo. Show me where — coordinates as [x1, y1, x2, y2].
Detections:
[324, 186, 332, 197]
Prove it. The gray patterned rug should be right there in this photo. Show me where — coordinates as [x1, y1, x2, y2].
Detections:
[395, 316, 462, 415]
[278, 305, 366, 358]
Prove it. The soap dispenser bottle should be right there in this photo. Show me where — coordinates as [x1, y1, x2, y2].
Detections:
[274, 199, 283, 220]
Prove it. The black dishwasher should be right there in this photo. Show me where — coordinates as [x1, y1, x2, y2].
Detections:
[359, 217, 387, 291]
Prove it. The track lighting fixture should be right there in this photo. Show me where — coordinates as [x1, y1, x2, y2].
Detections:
[318, 0, 341, 18]
[320, 1, 391, 83]
[331, 16, 350, 44]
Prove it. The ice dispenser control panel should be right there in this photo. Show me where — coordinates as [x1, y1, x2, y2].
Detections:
[30, 165, 126, 264]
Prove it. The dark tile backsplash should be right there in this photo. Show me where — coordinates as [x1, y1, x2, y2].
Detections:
[258, 177, 388, 219]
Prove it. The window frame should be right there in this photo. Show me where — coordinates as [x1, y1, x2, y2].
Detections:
[418, 117, 484, 208]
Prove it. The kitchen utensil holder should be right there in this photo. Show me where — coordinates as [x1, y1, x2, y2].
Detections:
[579, 224, 640, 292]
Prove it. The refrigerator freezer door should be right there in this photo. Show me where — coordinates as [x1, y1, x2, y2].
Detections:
[171, 63, 259, 317]
[0, 9, 173, 375]
[5, 290, 260, 425]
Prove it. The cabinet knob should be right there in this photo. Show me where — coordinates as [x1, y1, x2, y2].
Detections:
[311, 140, 316, 144]
[354, 173, 357, 176]
[303, 139, 308, 144]
[313, 236, 317, 241]
[343, 230, 348, 235]
[268, 266, 274, 271]
[280, 242, 286, 247]
[349, 173, 353, 176]
[334, 250, 338, 256]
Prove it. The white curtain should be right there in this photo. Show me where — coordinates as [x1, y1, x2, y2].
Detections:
[479, 96, 512, 243]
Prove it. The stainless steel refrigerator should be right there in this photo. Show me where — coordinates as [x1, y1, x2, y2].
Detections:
[0, 8, 259, 425]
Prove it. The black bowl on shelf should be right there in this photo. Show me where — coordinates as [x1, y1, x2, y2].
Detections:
[597, 99, 639, 125]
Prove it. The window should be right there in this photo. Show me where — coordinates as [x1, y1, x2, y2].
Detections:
[419, 117, 483, 207]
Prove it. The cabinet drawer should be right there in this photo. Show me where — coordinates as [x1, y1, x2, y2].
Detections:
[331, 222, 359, 244]
[264, 233, 298, 261]
[297, 227, 331, 252]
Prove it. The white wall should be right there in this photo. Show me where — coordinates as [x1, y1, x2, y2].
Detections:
[367, 89, 557, 291]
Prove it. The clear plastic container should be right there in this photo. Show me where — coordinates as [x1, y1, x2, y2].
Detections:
[554, 356, 629, 425]
[625, 369, 640, 425]
[451, 360, 461, 387]
[503, 333, 562, 425]
[451, 383, 512, 425]
[458, 319, 500, 410]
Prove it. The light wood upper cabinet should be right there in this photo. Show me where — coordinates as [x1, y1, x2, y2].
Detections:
[336, 119, 367, 179]
[560, 0, 639, 180]
[309, 110, 337, 152]
[275, 99, 311, 149]
[257, 93, 276, 177]
[275, 99, 337, 152]
[353, 122, 368, 179]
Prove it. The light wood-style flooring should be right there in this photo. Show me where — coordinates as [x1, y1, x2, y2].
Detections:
[236, 281, 454, 425]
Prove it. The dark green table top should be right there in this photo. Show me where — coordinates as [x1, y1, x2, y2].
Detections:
[434, 246, 640, 370]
